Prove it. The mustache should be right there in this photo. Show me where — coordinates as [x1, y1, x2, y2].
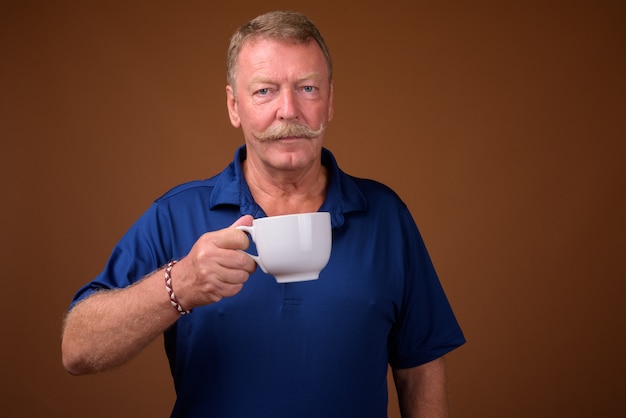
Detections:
[255, 121, 326, 142]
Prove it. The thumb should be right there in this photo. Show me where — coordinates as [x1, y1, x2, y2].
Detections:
[231, 214, 254, 228]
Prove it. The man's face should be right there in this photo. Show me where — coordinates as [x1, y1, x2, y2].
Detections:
[226, 37, 334, 173]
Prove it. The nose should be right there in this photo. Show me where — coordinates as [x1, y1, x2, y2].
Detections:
[277, 88, 299, 121]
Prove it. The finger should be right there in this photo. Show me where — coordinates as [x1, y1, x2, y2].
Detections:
[210, 246, 256, 274]
[209, 218, 253, 251]
[230, 214, 253, 228]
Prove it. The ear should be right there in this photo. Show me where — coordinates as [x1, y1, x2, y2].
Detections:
[327, 83, 334, 122]
[226, 85, 241, 128]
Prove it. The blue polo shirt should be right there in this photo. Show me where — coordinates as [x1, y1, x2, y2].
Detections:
[70, 146, 465, 418]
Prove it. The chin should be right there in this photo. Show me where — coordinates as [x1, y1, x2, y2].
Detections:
[269, 148, 319, 170]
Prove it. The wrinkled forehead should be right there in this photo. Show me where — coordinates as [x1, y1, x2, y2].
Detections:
[240, 35, 321, 62]
[230, 35, 331, 90]
[239, 37, 328, 80]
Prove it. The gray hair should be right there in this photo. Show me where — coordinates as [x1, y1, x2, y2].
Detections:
[226, 11, 333, 89]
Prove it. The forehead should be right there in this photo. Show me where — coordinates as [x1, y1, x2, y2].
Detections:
[236, 37, 328, 80]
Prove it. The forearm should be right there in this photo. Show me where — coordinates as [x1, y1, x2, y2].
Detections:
[61, 268, 179, 375]
[61, 217, 255, 375]
[393, 357, 449, 418]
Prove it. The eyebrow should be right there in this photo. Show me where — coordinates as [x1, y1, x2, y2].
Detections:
[248, 72, 324, 85]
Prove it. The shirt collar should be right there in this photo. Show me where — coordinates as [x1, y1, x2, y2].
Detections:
[209, 145, 367, 228]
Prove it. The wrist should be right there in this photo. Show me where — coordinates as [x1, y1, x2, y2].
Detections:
[164, 261, 192, 315]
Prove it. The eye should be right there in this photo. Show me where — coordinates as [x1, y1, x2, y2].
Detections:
[256, 88, 270, 96]
[302, 86, 316, 93]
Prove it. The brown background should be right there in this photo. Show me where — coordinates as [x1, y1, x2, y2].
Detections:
[1, 0, 624, 417]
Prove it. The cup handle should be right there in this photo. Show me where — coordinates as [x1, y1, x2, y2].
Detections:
[236, 225, 253, 235]
[235, 225, 268, 274]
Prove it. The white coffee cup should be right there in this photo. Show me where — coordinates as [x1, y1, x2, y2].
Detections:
[236, 212, 332, 283]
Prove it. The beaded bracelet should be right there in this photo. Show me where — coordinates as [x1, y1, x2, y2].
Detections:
[164, 260, 191, 315]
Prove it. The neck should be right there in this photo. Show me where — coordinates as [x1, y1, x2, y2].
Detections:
[243, 159, 328, 217]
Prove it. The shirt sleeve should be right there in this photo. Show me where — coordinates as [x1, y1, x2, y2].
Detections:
[67, 202, 169, 310]
[387, 207, 466, 368]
